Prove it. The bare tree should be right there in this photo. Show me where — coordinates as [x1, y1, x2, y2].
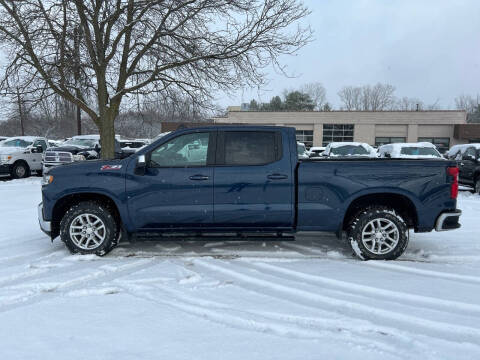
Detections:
[396, 97, 424, 111]
[455, 94, 480, 123]
[338, 86, 362, 110]
[300, 82, 326, 110]
[0, 0, 311, 158]
[338, 83, 396, 111]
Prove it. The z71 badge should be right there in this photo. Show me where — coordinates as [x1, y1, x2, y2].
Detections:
[101, 165, 122, 171]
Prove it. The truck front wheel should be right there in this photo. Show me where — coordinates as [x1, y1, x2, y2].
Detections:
[11, 161, 30, 179]
[347, 206, 409, 260]
[60, 201, 118, 256]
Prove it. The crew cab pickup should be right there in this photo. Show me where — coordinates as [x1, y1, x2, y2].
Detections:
[38, 126, 461, 260]
[0, 136, 48, 178]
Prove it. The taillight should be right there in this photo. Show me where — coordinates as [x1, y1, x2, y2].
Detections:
[447, 166, 459, 199]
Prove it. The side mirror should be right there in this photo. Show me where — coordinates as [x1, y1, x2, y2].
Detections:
[35, 145, 44, 153]
[135, 154, 146, 175]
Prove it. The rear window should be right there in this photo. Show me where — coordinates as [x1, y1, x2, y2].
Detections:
[330, 145, 369, 156]
[400, 147, 440, 157]
[223, 131, 280, 166]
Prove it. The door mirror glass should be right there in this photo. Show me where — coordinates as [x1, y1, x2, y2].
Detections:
[135, 154, 146, 175]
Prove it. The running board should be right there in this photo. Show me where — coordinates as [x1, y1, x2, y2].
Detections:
[131, 232, 295, 242]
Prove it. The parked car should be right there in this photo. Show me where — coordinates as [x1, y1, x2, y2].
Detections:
[297, 142, 309, 159]
[378, 142, 443, 159]
[48, 140, 63, 148]
[309, 146, 325, 158]
[38, 126, 461, 260]
[0, 136, 48, 178]
[322, 142, 377, 158]
[447, 143, 480, 193]
[118, 139, 150, 157]
[42, 135, 124, 174]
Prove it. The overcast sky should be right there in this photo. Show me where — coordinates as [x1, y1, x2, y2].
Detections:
[217, 0, 480, 109]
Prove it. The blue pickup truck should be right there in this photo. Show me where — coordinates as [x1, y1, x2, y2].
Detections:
[38, 126, 461, 260]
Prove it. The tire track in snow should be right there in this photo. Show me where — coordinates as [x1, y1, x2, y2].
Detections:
[194, 259, 480, 344]
[246, 261, 480, 316]
[0, 258, 156, 313]
[362, 261, 480, 284]
[117, 282, 405, 358]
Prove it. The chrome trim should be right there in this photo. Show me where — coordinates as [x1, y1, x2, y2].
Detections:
[38, 203, 51, 233]
[435, 210, 462, 232]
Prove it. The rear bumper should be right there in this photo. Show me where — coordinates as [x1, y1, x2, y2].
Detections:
[38, 202, 51, 236]
[435, 209, 462, 231]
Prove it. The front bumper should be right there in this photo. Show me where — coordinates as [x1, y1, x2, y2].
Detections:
[0, 164, 11, 175]
[38, 202, 51, 236]
[435, 209, 462, 231]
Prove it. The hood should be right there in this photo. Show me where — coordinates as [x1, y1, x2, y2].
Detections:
[0, 147, 26, 155]
[47, 145, 95, 154]
[49, 158, 126, 176]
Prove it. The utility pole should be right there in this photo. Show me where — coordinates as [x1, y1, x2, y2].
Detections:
[16, 87, 25, 136]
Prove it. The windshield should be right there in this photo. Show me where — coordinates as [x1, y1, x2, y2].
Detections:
[1, 139, 32, 148]
[330, 145, 369, 156]
[400, 147, 441, 157]
[63, 138, 97, 147]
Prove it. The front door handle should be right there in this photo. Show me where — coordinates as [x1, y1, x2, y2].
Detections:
[267, 173, 288, 180]
[189, 174, 209, 181]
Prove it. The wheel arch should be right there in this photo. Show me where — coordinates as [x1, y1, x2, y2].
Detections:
[51, 192, 123, 239]
[342, 192, 418, 231]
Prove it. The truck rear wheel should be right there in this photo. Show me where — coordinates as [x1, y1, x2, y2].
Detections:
[347, 206, 409, 260]
[59, 201, 118, 256]
[11, 161, 30, 179]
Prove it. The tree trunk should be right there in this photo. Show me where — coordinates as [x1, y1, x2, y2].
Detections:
[76, 103, 81, 135]
[99, 110, 116, 160]
[16, 88, 25, 136]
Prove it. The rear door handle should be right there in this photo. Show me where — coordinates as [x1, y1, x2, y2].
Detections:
[267, 174, 288, 180]
[189, 174, 209, 181]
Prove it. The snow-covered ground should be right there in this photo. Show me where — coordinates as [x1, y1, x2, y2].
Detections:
[1, 178, 480, 360]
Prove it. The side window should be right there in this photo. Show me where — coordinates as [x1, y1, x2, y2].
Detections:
[464, 147, 476, 160]
[222, 131, 280, 166]
[149, 132, 210, 167]
[33, 140, 47, 152]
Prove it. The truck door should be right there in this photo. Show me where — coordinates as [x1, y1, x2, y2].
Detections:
[31, 139, 47, 171]
[213, 130, 294, 228]
[126, 131, 215, 230]
[460, 146, 476, 185]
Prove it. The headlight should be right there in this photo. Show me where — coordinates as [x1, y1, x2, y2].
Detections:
[41, 174, 54, 186]
[0, 155, 12, 164]
[72, 154, 86, 161]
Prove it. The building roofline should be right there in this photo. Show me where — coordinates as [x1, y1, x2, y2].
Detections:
[225, 110, 466, 113]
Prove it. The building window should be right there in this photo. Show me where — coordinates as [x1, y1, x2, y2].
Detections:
[322, 124, 354, 146]
[418, 137, 450, 153]
[375, 137, 406, 146]
[296, 130, 313, 148]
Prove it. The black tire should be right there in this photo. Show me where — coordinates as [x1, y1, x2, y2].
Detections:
[347, 206, 409, 260]
[11, 161, 31, 179]
[59, 201, 118, 256]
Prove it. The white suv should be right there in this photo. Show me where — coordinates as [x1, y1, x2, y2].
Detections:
[0, 136, 48, 178]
